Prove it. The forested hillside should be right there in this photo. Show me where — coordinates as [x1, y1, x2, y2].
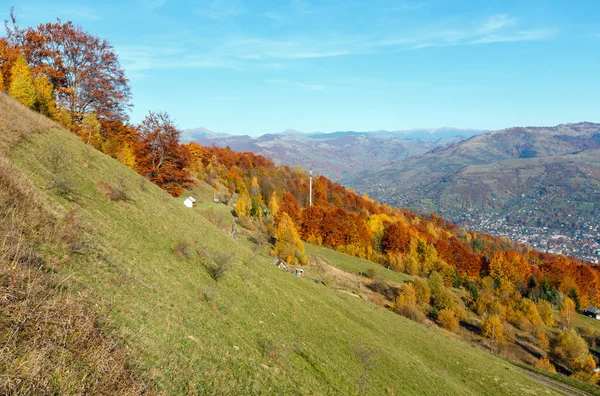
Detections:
[2, 10, 600, 394]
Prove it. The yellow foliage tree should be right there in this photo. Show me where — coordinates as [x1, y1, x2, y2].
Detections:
[537, 300, 555, 327]
[572, 354, 599, 384]
[250, 176, 261, 197]
[120, 143, 136, 169]
[272, 212, 306, 265]
[80, 112, 102, 149]
[9, 54, 36, 108]
[0, 70, 4, 90]
[561, 298, 576, 329]
[437, 308, 459, 332]
[482, 315, 505, 352]
[235, 193, 251, 217]
[397, 282, 417, 307]
[268, 192, 279, 217]
[368, 213, 391, 251]
[553, 330, 588, 365]
[413, 278, 431, 306]
[33, 73, 57, 118]
[519, 298, 544, 329]
[55, 107, 73, 130]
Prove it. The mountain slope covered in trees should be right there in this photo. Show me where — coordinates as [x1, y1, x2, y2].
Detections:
[3, 11, 600, 394]
[345, 123, 600, 261]
[0, 94, 562, 394]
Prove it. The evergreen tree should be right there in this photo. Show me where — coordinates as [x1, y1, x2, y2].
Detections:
[9, 54, 35, 108]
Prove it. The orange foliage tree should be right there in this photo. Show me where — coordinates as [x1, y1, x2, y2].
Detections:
[135, 112, 193, 196]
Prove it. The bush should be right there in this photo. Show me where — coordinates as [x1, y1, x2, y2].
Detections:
[553, 330, 589, 367]
[365, 267, 377, 279]
[204, 251, 233, 281]
[100, 182, 129, 202]
[395, 304, 426, 324]
[534, 358, 556, 373]
[174, 240, 191, 260]
[437, 308, 459, 332]
[259, 337, 288, 364]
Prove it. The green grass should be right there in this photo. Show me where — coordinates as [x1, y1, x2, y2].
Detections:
[305, 244, 413, 284]
[9, 128, 561, 395]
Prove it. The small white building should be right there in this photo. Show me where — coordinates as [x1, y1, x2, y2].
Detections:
[183, 196, 197, 208]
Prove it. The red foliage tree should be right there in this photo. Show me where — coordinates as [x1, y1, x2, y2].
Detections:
[135, 111, 193, 196]
[5, 13, 131, 129]
[382, 222, 411, 254]
[277, 191, 302, 224]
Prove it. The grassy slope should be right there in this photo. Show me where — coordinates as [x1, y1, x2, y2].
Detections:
[9, 127, 559, 395]
[305, 244, 413, 284]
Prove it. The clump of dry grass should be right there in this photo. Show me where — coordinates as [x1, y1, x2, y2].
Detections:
[173, 240, 192, 260]
[99, 182, 130, 202]
[0, 93, 150, 394]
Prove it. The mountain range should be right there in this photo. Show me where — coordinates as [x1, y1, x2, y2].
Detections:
[184, 127, 487, 180]
[344, 122, 600, 261]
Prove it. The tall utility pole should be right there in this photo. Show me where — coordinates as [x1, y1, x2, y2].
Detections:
[309, 169, 313, 207]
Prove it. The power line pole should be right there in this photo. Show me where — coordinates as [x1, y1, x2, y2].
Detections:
[309, 169, 313, 207]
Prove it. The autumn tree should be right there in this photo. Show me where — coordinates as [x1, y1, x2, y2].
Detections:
[437, 308, 459, 332]
[553, 330, 589, 369]
[135, 111, 193, 196]
[0, 69, 4, 90]
[267, 192, 279, 218]
[8, 53, 35, 107]
[235, 193, 251, 217]
[32, 73, 57, 117]
[80, 112, 102, 149]
[482, 315, 505, 352]
[272, 212, 307, 265]
[277, 191, 302, 224]
[413, 278, 431, 306]
[560, 298, 576, 329]
[537, 300, 555, 327]
[381, 222, 411, 255]
[7, 17, 131, 129]
[120, 143, 136, 168]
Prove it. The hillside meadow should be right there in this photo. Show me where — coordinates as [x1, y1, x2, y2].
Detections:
[0, 94, 560, 394]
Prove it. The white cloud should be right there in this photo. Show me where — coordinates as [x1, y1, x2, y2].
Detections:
[114, 13, 555, 73]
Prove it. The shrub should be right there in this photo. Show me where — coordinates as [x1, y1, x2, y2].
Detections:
[100, 182, 129, 202]
[553, 330, 589, 367]
[259, 337, 288, 364]
[572, 354, 598, 384]
[535, 332, 550, 350]
[534, 358, 556, 373]
[204, 251, 233, 281]
[365, 267, 377, 279]
[174, 240, 191, 260]
[437, 308, 459, 332]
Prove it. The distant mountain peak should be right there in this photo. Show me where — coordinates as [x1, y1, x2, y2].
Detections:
[182, 127, 231, 141]
[279, 129, 304, 135]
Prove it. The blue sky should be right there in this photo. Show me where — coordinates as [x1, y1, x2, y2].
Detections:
[11, 0, 600, 135]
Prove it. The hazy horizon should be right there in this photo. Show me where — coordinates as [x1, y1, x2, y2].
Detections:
[13, 0, 600, 134]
